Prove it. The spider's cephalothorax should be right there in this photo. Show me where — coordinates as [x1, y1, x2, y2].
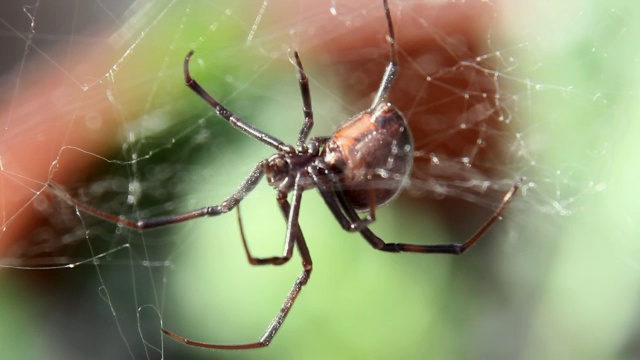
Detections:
[50, 0, 521, 350]
[263, 153, 296, 193]
[263, 151, 316, 193]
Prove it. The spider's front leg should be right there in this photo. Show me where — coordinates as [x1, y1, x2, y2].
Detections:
[291, 51, 314, 147]
[184, 50, 294, 154]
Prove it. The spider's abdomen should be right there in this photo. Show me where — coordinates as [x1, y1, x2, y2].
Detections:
[322, 102, 413, 211]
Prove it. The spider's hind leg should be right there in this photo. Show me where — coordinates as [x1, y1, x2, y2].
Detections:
[352, 179, 521, 254]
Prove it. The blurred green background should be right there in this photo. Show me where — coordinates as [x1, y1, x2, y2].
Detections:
[1, 0, 639, 359]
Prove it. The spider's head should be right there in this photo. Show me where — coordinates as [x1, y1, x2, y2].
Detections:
[264, 154, 293, 192]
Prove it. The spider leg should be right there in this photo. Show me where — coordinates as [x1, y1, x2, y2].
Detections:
[47, 162, 266, 230]
[234, 191, 305, 266]
[344, 179, 522, 254]
[371, 0, 399, 107]
[162, 174, 312, 349]
[309, 165, 375, 231]
[184, 51, 294, 154]
[292, 51, 314, 147]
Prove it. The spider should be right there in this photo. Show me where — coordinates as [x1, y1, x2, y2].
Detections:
[49, 0, 521, 350]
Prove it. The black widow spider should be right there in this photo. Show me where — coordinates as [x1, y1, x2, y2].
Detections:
[49, 0, 521, 350]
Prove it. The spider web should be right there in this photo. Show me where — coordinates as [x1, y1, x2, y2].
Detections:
[0, 0, 637, 359]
